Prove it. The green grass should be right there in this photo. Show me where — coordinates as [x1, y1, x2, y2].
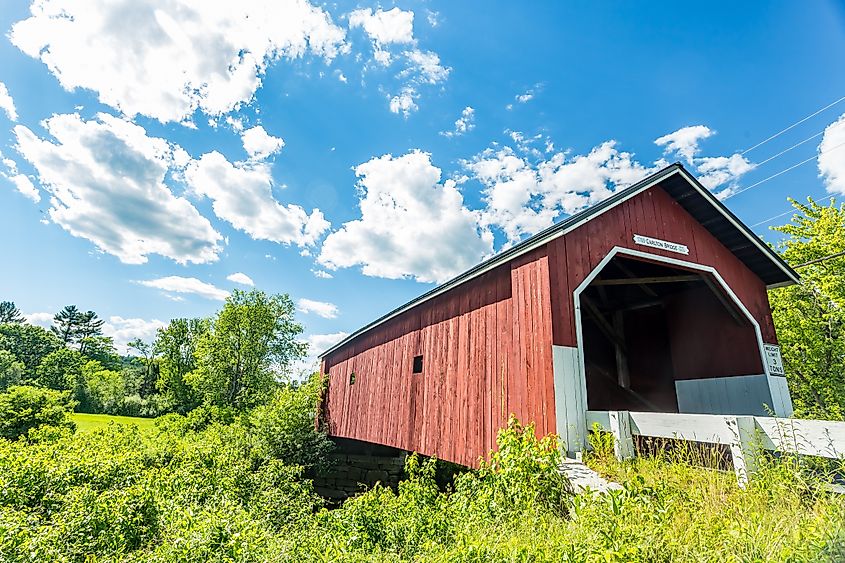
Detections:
[71, 412, 156, 433]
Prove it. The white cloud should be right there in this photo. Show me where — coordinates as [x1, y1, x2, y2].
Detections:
[0, 82, 17, 121]
[467, 138, 651, 243]
[348, 6, 448, 116]
[402, 49, 449, 84]
[296, 298, 339, 319]
[25, 312, 53, 328]
[227, 272, 255, 286]
[14, 113, 222, 264]
[819, 113, 845, 194]
[389, 88, 418, 116]
[1, 156, 40, 202]
[311, 269, 333, 279]
[318, 150, 493, 283]
[695, 153, 755, 198]
[103, 316, 167, 353]
[10, 0, 347, 123]
[184, 151, 329, 247]
[138, 276, 229, 301]
[441, 106, 475, 137]
[348, 7, 414, 48]
[654, 125, 715, 164]
[241, 125, 285, 160]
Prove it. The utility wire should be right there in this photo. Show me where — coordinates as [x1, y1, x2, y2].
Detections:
[752, 130, 824, 168]
[751, 194, 834, 229]
[726, 140, 845, 200]
[741, 95, 845, 155]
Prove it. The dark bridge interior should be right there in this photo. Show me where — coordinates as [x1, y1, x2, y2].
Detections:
[580, 256, 764, 413]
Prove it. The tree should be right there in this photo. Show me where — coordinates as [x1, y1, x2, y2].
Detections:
[0, 350, 24, 390]
[128, 338, 159, 397]
[0, 302, 24, 324]
[154, 318, 208, 413]
[79, 335, 120, 368]
[191, 290, 306, 409]
[35, 348, 86, 391]
[51, 306, 105, 351]
[0, 323, 62, 380]
[51, 305, 82, 344]
[770, 197, 845, 420]
[83, 361, 125, 414]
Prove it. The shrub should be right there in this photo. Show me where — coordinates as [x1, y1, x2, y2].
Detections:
[0, 385, 75, 440]
[250, 375, 333, 469]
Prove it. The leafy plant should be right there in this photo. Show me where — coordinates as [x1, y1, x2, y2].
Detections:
[0, 385, 76, 440]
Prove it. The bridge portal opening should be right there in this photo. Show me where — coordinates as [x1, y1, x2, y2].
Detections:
[579, 256, 764, 413]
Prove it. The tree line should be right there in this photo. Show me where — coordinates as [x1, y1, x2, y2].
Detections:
[0, 289, 307, 417]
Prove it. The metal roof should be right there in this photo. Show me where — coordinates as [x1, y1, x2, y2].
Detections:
[320, 162, 799, 359]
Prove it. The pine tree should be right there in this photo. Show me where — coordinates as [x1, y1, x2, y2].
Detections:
[51, 305, 82, 344]
[0, 302, 24, 324]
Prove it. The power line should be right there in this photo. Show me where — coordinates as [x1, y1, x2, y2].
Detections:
[752, 130, 824, 168]
[751, 194, 835, 229]
[726, 140, 845, 200]
[741, 95, 845, 155]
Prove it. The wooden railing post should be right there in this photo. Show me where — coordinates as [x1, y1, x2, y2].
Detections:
[728, 416, 758, 488]
[608, 410, 634, 460]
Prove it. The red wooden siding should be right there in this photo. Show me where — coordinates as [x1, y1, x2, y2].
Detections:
[322, 249, 556, 467]
[548, 185, 777, 348]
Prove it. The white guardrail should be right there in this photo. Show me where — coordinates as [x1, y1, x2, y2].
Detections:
[586, 410, 845, 487]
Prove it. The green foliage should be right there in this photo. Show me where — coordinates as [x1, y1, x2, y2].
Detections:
[50, 305, 105, 350]
[0, 322, 61, 379]
[0, 301, 24, 324]
[771, 197, 845, 419]
[0, 385, 75, 440]
[0, 350, 23, 390]
[250, 375, 333, 469]
[34, 347, 85, 391]
[154, 317, 208, 413]
[190, 290, 306, 409]
[83, 362, 126, 414]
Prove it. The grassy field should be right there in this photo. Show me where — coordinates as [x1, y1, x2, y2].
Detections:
[71, 412, 157, 433]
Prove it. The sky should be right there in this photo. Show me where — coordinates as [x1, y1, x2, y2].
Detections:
[1, 0, 844, 372]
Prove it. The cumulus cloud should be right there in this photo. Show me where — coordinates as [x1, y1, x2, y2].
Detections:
[25, 312, 53, 328]
[241, 125, 285, 160]
[467, 137, 652, 243]
[103, 316, 167, 353]
[654, 125, 715, 164]
[184, 151, 329, 247]
[296, 298, 339, 319]
[311, 269, 333, 279]
[441, 106, 475, 138]
[1, 156, 40, 202]
[227, 272, 255, 286]
[389, 88, 418, 116]
[819, 113, 845, 194]
[10, 0, 348, 123]
[695, 154, 755, 198]
[0, 82, 17, 121]
[318, 150, 493, 283]
[14, 113, 222, 264]
[137, 276, 229, 301]
[348, 6, 448, 115]
[348, 7, 414, 50]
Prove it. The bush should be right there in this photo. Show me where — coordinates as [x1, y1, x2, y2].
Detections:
[250, 375, 333, 469]
[0, 385, 75, 440]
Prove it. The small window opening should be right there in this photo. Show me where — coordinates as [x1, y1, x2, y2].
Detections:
[349, 372, 356, 385]
[412, 355, 423, 374]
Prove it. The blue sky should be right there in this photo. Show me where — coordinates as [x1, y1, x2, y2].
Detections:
[1, 0, 844, 370]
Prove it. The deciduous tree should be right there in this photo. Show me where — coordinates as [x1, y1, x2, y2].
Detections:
[154, 318, 208, 413]
[190, 290, 306, 409]
[770, 197, 845, 420]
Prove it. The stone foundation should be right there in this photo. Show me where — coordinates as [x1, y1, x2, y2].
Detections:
[311, 437, 409, 502]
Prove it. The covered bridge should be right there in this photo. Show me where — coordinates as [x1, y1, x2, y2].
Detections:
[319, 163, 798, 467]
